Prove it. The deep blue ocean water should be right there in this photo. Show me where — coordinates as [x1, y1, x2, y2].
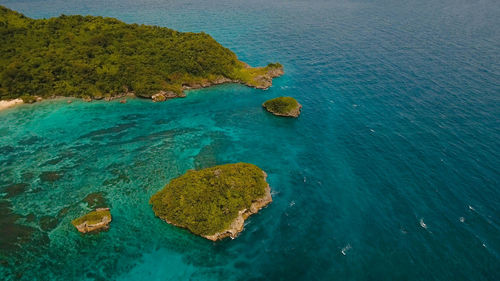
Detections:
[0, 0, 499, 280]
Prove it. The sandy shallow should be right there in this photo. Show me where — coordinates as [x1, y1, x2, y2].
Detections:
[0, 98, 24, 111]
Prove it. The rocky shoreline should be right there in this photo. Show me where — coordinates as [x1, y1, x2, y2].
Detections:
[152, 169, 272, 241]
[0, 65, 284, 106]
[71, 208, 112, 234]
[264, 103, 302, 117]
[203, 172, 272, 241]
[152, 65, 285, 102]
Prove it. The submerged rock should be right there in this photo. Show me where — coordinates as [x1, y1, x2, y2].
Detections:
[3, 183, 29, 198]
[0, 200, 36, 253]
[151, 91, 180, 102]
[150, 163, 272, 241]
[71, 208, 112, 234]
[82, 192, 108, 209]
[39, 171, 62, 182]
[39, 216, 58, 232]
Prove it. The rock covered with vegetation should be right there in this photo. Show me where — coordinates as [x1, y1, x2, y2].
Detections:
[71, 208, 111, 233]
[263, 96, 302, 117]
[0, 6, 283, 102]
[150, 163, 272, 241]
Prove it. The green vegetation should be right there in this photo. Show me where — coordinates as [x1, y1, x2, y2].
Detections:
[263, 96, 301, 116]
[0, 6, 282, 100]
[150, 163, 268, 236]
[71, 209, 110, 226]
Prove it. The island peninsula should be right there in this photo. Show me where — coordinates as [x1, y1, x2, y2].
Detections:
[0, 6, 283, 104]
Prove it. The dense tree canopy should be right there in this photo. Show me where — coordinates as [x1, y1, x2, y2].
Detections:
[0, 6, 269, 100]
[150, 163, 268, 236]
[263, 96, 301, 116]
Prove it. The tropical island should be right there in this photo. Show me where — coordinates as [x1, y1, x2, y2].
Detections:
[263, 96, 302, 117]
[71, 208, 112, 234]
[150, 163, 272, 241]
[0, 5, 283, 104]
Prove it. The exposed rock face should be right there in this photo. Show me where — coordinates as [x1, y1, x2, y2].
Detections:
[182, 76, 233, 90]
[72, 208, 111, 234]
[264, 103, 302, 117]
[203, 172, 272, 241]
[151, 91, 182, 102]
[153, 65, 285, 102]
[249, 66, 285, 90]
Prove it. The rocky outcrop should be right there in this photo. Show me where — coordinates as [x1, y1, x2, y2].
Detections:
[182, 76, 233, 90]
[248, 65, 285, 90]
[203, 172, 272, 241]
[72, 208, 111, 234]
[153, 65, 285, 102]
[264, 103, 302, 118]
[151, 90, 184, 102]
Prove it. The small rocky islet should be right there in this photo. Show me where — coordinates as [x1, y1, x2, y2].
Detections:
[71, 208, 112, 234]
[150, 163, 272, 241]
[263, 96, 302, 117]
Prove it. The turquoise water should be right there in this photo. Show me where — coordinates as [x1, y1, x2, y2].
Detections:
[1, 0, 499, 280]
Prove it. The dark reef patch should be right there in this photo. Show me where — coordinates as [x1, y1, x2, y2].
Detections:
[40, 171, 63, 182]
[21, 171, 34, 181]
[0, 200, 36, 254]
[25, 213, 36, 223]
[57, 206, 71, 219]
[194, 133, 228, 169]
[18, 136, 42, 146]
[79, 122, 136, 139]
[121, 113, 147, 121]
[154, 118, 173, 125]
[82, 192, 108, 209]
[194, 144, 219, 169]
[121, 128, 198, 145]
[103, 173, 130, 186]
[39, 216, 58, 232]
[0, 145, 16, 155]
[42, 157, 64, 166]
[2, 183, 29, 198]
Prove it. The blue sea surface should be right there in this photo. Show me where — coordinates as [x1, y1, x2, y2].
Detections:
[1, 0, 499, 280]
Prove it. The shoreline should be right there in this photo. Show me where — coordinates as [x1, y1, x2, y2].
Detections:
[157, 171, 272, 242]
[0, 67, 284, 109]
[0, 98, 24, 111]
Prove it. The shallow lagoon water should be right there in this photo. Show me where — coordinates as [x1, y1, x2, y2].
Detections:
[1, 0, 499, 280]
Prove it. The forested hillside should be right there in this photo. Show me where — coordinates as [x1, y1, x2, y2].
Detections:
[0, 6, 281, 101]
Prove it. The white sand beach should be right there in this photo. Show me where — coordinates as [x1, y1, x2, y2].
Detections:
[0, 98, 23, 111]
